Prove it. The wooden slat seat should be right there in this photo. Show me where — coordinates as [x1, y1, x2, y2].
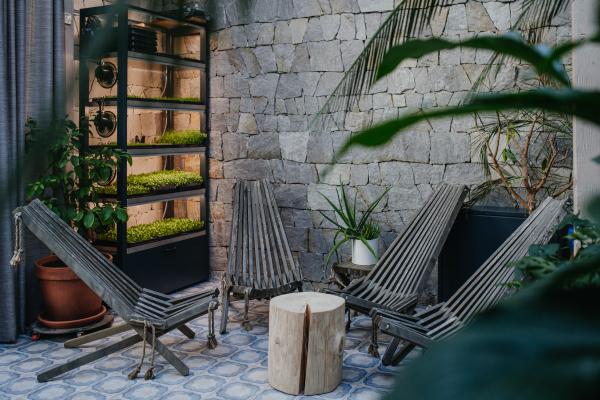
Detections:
[14, 199, 220, 382]
[370, 196, 572, 366]
[220, 179, 303, 334]
[324, 184, 468, 318]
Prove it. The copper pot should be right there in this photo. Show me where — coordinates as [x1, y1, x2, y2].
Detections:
[34, 254, 111, 324]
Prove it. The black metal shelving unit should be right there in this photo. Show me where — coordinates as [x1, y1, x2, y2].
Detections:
[79, 4, 210, 293]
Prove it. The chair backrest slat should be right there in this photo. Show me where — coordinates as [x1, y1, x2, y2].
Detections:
[353, 184, 467, 300]
[18, 200, 141, 318]
[226, 179, 302, 294]
[436, 197, 571, 336]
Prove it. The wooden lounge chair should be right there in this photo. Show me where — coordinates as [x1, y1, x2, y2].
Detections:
[220, 179, 303, 334]
[323, 184, 468, 330]
[12, 199, 220, 382]
[370, 196, 572, 366]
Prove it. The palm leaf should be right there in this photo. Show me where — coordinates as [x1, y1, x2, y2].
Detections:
[342, 89, 600, 154]
[309, 0, 451, 134]
[514, 0, 572, 44]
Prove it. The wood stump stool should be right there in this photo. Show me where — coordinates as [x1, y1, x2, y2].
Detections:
[268, 292, 346, 396]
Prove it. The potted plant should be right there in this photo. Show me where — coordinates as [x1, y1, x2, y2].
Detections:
[319, 177, 391, 279]
[26, 116, 131, 327]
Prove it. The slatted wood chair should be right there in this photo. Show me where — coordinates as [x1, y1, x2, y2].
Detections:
[324, 184, 468, 328]
[220, 179, 303, 334]
[12, 199, 220, 382]
[371, 196, 572, 366]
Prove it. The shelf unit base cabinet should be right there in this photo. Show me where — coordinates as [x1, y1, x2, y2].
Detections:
[125, 234, 209, 293]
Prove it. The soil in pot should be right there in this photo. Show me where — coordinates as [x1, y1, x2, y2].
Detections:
[35, 254, 111, 328]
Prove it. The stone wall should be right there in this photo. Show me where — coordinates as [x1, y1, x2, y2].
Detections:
[203, 0, 571, 300]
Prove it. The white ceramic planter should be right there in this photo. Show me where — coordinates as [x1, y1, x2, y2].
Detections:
[352, 238, 379, 265]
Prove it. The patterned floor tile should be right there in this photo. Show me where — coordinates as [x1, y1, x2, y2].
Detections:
[342, 366, 368, 383]
[207, 361, 248, 377]
[238, 367, 269, 384]
[182, 374, 227, 393]
[230, 349, 267, 364]
[159, 389, 203, 400]
[8, 357, 54, 374]
[0, 279, 403, 400]
[23, 383, 76, 399]
[213, 381, 260, 399]
[0, 377, 39, 397]
[64, 389, 109, 400]
[118, 382, 170, 399]
[63, 369, 108, 386]
[184, 354, 219, 371]
[91, 375, 137, 394]
[346, 387, 387, 400]
[253, 388, 296, 400]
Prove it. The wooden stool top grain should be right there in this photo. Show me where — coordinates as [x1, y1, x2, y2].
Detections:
[268, 292, 346, 396]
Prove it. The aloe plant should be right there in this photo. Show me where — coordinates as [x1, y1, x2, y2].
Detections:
[319, 176, 392, 280]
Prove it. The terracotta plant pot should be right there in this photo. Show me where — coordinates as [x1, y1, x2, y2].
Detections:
[34, 253, 111, 327]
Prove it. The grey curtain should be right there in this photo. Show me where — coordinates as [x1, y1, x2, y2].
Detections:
[0, 0, 65, 342]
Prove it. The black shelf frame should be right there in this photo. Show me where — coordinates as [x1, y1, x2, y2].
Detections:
[79, 3, 210, 293]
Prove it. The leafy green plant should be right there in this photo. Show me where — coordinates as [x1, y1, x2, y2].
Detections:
[154, 130, 206, 145]
[362, 220, 382, 241]
[319, 176, 391, 279]
[97, 218, 204, 243]
[502, 214, 600, 289]
[26, 116, 131, 239]
[96, 184, 149, 196]
[127, 170, 202, 190]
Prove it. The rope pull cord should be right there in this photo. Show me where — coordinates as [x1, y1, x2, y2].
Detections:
[10, 213, 23, 266]
[241, 288, 253, 331]
[127, 320, 159, 380]
[367, 317, 380, 359]
[206, 300, 219, 350]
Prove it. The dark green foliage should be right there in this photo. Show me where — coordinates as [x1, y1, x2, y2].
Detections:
[25, 116, 131, 238]
[318, 176, 391, 279]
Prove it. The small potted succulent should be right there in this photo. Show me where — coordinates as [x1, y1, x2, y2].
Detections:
[26, 116, 131, 328]
[319, 177, 391, 279]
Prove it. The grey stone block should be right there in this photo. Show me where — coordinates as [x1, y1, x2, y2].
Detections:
[330, 0, 360, 14]
[252, 46, 277, 73]
[304, 17, 324, 42]
[223, 159, 274, 181]
[428, 66, 471, 92]
[237, 113, 259, 135]
[280, 131, 309, 162]
[387, 68, 415, 94]
[249, 73, 280, 98]
[257, 23, 275, 45]
[285, 227, 309, 252]
[340, 39, 364, 71]
[210, 222, 231, 247]
[380, 162, 415, 185]
[244, 23, 261, 47]
[307, 131, 334, 164]
[222, 132, 248, 161]
[368, 163, 381, 184]
[466, 1, 496, 32]
[290, 19, 309, 44]
[276, 73, 304, 98]
[430, 131, 470, 164]
[317, 164, 351, 185]
[274, 21, 292, 44]
[294, 0, 324, 18]
[310, 210, 338, 229]
[338, 13, 356, 40]
[294, 209, 314, 228]
[357, 184, 388, 212]
[239, 48, 261, 77]
[230, 25, 248, 48]
[299, 252, 326, 282]
[281, 207, 295, 227]
[387, 186, 424, 210]
[248, 132, 280, 159]
[350, 164, 369, 186]
[291, 43, 311, 72]
[314, 72, 344, 97]
[284, 160, 318, 184]
[273, 184, 308, 209]
[443, 163, 485, 185]
[271, 159, 285, 183]
[444, 4, 468, 35]
[320, 15, 341, 41]
[224, 75, 250, 97]
[273, 44, 295, 73]
[309, 228, 328, 253]
[308, 41, 344, 71]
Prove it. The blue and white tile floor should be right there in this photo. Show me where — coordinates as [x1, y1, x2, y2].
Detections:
[0, 279, 420, 399]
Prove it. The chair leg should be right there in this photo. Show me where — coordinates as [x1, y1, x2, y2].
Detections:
[130, 325, 190, 376]
[38, 335, 142, 382]
[391, 343, 416, 366]
[381, 337, 401, 366]
[177, 324, 195, 339]
[64, 324, 132, 348]
[219, 289, 231, 334]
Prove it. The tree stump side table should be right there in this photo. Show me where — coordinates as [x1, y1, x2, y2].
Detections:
[268, 292, 346, 396]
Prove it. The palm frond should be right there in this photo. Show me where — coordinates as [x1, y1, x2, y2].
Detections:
[310, 0, 451, 134]
[515, 0, 571, 44]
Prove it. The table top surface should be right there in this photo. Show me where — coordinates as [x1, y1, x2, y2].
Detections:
[270, 292, 345, 313]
